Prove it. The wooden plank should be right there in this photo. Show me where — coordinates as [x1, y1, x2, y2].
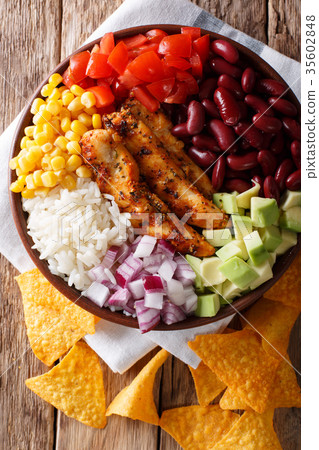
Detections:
[0, 0, 62, 449]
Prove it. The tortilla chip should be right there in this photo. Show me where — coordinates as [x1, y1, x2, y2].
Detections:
[16, 269, 96, 366]
[265, 252, 301, 311]
[106, 348, 169, 425]
[188, 330, 280, 413]
[189, 362, 226, 406]
[160, 405, 239, 449]
[241, 297, 300, 359]
[212, 409, 282, 449]
[220, 356, 301, 410]
[25, 341, 106, 428]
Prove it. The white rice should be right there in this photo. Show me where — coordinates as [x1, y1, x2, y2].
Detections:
[22, 178, 133, 291]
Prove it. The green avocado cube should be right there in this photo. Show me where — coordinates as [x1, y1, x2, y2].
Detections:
[195, 294, 220, 317]
[251, 197, 280, 228]
[259, 225, 283, 252]
[218, 256, 259, 289]
[200, 257, 227, 286]
[232, 239, 249, 260]
[268, 252, 277, 268]
[216, 242, 244, 262]
[279, 206, 301, 233]
[186, 254, 203, 290]
[231, 214, 253, 239]
[275, 229, 298, 256]
[247, 258, 273, 289]
[236, 181, 260, 209]
[203, 228, 232, 247]
[213, 193, 238, 214]
[243, 231, 269, 266]
[221, 280, 242, 301]
[280, 190, 301, 211]
[206, 283, 223, 295]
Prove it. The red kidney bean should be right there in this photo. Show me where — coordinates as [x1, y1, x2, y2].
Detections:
[252, 113, 282, 133]
[171, 122, 191, 137]
[186, 100, 205, 135]
[211, 39, 239, 64]
[212, 156, 226, 191]
[290, 140, 301, 168]
[226, 168, 251, 180]
[217, 74, 244, 99]
[199, 78, 217, 101]
[214, 87, 241, 126]
[240, 138, 252, 151]
[264, 176, 280, 204]
[208, 119, 238, 152]
[201, 98, 220, 118]
[252, 175, 264, 195]
[268, 97, 298, 117]
[192, 134, 221, 152]
[270, 130, 285, 154]
[227, 151, 258, 171]
[224, 178, 251, 193]
[241, 67, 256, 93]
[238, 101, 248, 120]
[274, 158, 295, 192]
[286, 169, 301, 191]
[210, 57, 242, 79]
[257, 79, 287, 97]
[261, 132, 274, 149]
[233, 121, 264, 149]
[282, 117, 301, 140]
[188, 147, 217, 168]
[244, 94, 274, 116]
[257, 150, 277, 176]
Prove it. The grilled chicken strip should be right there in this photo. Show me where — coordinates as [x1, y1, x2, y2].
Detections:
[104, 109, 227, 230]
[123, 98, 214, 198]
[80, 129, 215, 257]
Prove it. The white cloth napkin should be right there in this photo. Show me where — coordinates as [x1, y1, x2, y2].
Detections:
[0, 0, 300, 374]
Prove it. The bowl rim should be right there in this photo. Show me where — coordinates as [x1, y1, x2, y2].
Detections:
[9, 24, 301, 331]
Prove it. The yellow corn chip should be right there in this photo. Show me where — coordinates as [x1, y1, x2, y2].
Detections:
[188, 330, 280, 413]
[189, 362, 226, 406]
[106, 348, 169, 425]
[212, 410, 282, 449]
[242, 297, 300, 359]
[220, 356, 301, 410]
[160, 405, 239, 450]
[266, 252, 301, 311]
[16, 269, 95, 366]
[25, 342, 106, 428]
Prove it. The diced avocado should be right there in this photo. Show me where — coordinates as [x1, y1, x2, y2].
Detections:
[218, 256, 259, 289]
[236, 181, 260, 209]
[207, 283, 223, 295]
[238, 207, 245, 216]
[279, 206, 301, 233]
[251, 197, 280, 228]
[213, 193, 238, 214]
[232, 239, 249, 260]
[247, 258, 273, 289]
[243, 231, 269, 266]
[200, 257, 227, 286]
[259, 225, 282, 252]
[231, 214, 253, 239]
[280, 190, 301, 211]
[195, 293, 221, 317]
[221, 279, 242, 301]
[275, 229, 298, 256]
[186, 254, 203, 290]
[203, 228, 232, 247]
[216, 242, 244, 262]
[268, 252, 277, 268]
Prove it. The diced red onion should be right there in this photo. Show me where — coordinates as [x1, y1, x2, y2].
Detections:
[86, 283, 110, 308]
[143, 275, 164, 293]
[135, 299, 161, 333]
[88, 264, 106, 282]
[104, 267, 116, 284]
[116, 253, 143, 287]
[101, 279, 117, 291]
[158, 259, 177, 282]
[117, 242, 131, 263]
[134, 235, 157, 258]
[166, 278, 185, 306]
[130, 235, 142, 252]
[123, 297, 136, 315]
[161, 301, 186, 325]
[144, 292, 164, 309]
[108, 288, 131, 307]
[143, 253, 163, 273]
[128, 278, 145, 300]
[174, 256, 196, 281]
[157, 239, 175, 258]
[102, 245, 119, 269]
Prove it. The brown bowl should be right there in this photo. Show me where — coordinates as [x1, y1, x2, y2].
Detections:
[9, 24, 301, 330]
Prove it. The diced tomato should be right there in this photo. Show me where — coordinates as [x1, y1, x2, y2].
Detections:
[158, 34, 192, 58]
[164, 55, 191, 71]
[96, 104, 116, 115]
[162, 62, 176, 78]
[86, 85, 115, 108]
[121, 34, 148, 49]
[108, 41, 128, 74]
[85, 53, 113, 78]
[176, 71, 199, 95]
[69, 51, 91, 83]
[112, 79, 130, 99]
[127, 51, 164, 82]
[132, 85, 160, 112]
[62, 67, 76, 89]
[91, 44, 100, 54]
[97, 75, 116, 87]
[100, 32, 115, 56]
[189, 50, 203, 78]
[118, 69, 143, 89]
[193, 34, 210, 63]
[77, 77, 96, 89]
[146, 77, 175, 102]
[145, 29, 168, 44]
[164, 81, 188, 104]
[128, 43, 159, 58]
[181, 27, 201, 40]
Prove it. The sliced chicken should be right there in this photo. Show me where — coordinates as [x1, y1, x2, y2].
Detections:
[104, 109, 227, 230]
[80, 129, 215, 257]
[123, 98, 214, 198]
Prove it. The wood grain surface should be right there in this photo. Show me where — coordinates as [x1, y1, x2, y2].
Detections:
[0, 1, 300, 449]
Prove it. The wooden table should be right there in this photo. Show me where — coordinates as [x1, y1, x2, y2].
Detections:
[0, 1, 300, 448]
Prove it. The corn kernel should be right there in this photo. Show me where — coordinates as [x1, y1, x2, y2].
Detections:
[61, 117, 71, 133]
[17, 174, 27, 186]
[33, 170, 44, 187]
[77, 112, 92, 127]
[62, 92, 75, 106]
[70, 109, 81, 120]
[76, 165, 92, 178]
[59, 86, 68, 94]
[50, 148, 63, 157]
[21, 189, 35, 199]
[42, 123, 55, 140]
[33, 124, 43, 138]
[60, 174, 76, 190]
[9, 157, 19, 170]
[65, 130, 81, 142]
[42, 142, 53, 153]
[54, 135, 68, 150]
[81, 92, 96, 108]
[46, 100, 61, 116]
[25, 174, 36, 190]
[41, 83, 54, 97]
[51, 156, 66, 171]
[54, 169, 67, 181]
[31, 98, 45, 114]
[71, 120, 88, 136]
[41, 155, 52, 171]
[70, 85, 85, 97]
[26, 146, 42, 163]
[34, 132, 49, 146]
[67, 96, 84, 112]
[60, 107, 72, 119]
[24, 126, 35, 137]
[39, 104, 47, 112]
[48, 87, 61, 101]
[66, 154, 82, 172]
[33, 110, 52, 125]
[20, 136, 30, 149]
[92, 114, 102, 129]
[26, 139, 35, 149]
[84, 106, 97, 115]
[35, 187, 50, 197]
[18, 149, 28, 159]
[19, 156, 35, 173]
[10, 181, 22, 193]
[66, 141, 81, 155]
[49, 73, 63, 87]
[41, 171, 58, 187]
